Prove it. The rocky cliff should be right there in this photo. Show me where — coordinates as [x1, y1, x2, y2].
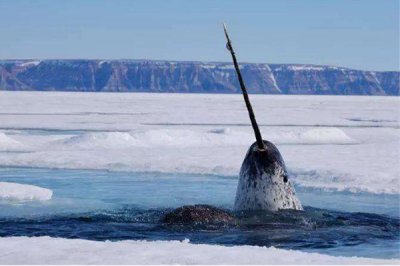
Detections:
[0, 60, 398, 95]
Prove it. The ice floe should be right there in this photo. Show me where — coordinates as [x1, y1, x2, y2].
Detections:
[0, 182, 52, 202]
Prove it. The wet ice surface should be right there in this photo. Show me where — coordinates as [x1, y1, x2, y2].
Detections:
[0, 92, 399, 261]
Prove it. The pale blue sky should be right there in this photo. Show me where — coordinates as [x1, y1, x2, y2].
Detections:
[0, 0, 398, 71]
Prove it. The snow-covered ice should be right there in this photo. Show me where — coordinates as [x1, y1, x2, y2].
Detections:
[0, 91, 398, 194]
[0, 182, 52, 202]
[0, 236, 398, 265]
[0, 132, 23, 151]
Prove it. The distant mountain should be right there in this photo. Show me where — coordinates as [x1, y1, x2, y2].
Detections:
[0, 59, 398, 95]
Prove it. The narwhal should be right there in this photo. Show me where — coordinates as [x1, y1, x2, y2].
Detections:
[162, 24, 302, 225]
[223, 24, 303, 212]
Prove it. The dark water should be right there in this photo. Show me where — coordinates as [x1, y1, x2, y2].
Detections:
[0, 167, 399, 259]
[1, 206, 399, 259]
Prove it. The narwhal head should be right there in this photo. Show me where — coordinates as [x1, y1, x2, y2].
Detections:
[231, 95, 303, 211]
[234, 137, 303, 212]
[231, 76, 302, 212]
[241, 140, 289, 185]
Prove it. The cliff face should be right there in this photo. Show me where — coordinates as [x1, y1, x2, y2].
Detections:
[0, 60, 398, 95]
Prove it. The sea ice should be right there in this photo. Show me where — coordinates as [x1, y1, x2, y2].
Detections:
[0, 132, 22, 151]
[0, 182, 52, 202]
[0, 92, 398, 194]
[0, 236, 398, 265]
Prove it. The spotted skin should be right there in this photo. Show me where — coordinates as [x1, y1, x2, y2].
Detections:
[234, 140, 303, 211]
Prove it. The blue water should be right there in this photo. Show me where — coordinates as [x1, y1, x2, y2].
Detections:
[0, 167, 399, 259]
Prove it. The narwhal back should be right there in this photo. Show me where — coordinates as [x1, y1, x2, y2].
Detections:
[234, 140, 303, 211]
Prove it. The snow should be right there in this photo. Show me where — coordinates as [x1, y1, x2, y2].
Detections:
[274, 65, 343, 71]
[0, 91, 398, 194]
[217, 64, 235, 70]
[20, 60, 41, 67]
[0, 236, 397, 265]
[98, 60, 108, 66]
[58, 132, 142, 149]
[294, 127, 356, 144]
[54, 127, 354, 150]
[265, 64, 281, 92]
[0, 132, 23, 151]
[0, 182, 52, 202]
[289, 65, 325, 71]
[200, 64, 217, 69]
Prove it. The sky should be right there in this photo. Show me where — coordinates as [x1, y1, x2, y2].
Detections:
[0, 0, 398, 71]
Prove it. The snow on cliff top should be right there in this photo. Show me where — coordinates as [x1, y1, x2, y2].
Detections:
[273, 65, 346, 71]
[20, 60, 41, 67]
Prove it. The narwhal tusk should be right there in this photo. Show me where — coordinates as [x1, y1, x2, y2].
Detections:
[222, 23, 265, 150]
